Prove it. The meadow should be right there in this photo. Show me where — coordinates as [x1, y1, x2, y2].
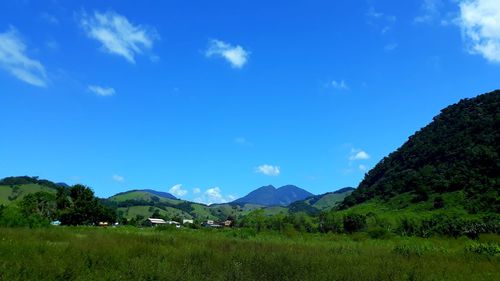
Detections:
[0, 227, 498, 281]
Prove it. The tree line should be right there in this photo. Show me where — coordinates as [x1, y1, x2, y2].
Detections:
[0, 184, 116, 227]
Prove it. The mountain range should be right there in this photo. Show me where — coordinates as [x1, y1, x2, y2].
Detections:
[232, 185, 314, 206]
[0, 176, 353, 221]
[1, 90, 498, 223]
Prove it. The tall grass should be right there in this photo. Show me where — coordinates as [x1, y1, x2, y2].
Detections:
[0, 227, 498, 281]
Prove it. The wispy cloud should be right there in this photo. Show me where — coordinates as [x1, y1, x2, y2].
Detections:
[234, 137, 252, 146]
[359, 164, 367, 171]
[349, 149, 370, 161]
[112, 174, 124, 182]
[366, 6, 397, 34]
[169, 184, 188, 197]
[384, 43, 399, 51]
[458, 0, 500, 63]
[40, 12, 59, 24]
[88, 85, 115, 96]
[45, 40, 59, 51]
[256, 164, 280, 176]
[80, 10, 158, 63]
[193, 187, 201, 194]
[330, 80, 349, 90]
[414, 0, 444, 24]
[206, 39, 249, 68]
[0, 27, 47, 87]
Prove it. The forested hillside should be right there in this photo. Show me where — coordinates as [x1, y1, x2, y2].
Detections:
[341, 90, 500, 213]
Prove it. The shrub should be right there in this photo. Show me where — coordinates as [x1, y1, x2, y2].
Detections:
[465, 242, 500, 256]
[368, 226, 390, 239]
[343, 214, 366, 233]
[397, 217, 420, 236]
[433, 196, 445, 209]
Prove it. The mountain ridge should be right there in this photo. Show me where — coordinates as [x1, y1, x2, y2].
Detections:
[232, 184, 314, 206]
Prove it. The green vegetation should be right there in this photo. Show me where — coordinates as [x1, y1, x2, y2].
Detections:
[0, 90, 499, 280]
[0, 227, 498, 281]
[0, 178, 115, 227]
[288, 188, 354, 214]
[342, 90, 500, 213]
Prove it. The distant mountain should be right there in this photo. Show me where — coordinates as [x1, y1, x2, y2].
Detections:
[56, 182, 70, 188]
[332, 187, 355, 194]
[106, 189, 267, 221]
[341, 90, 500, 213]
[139, 189, 178, 200]
[233, 185, 314, 206]
[288, 187, 354, 214]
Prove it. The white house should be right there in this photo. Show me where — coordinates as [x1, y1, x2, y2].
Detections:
[147, 218, 167, 226]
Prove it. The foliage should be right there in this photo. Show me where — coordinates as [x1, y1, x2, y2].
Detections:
[465, 242, 500, 256]
[0, 183, 116, 227]
[0, 176, 61, 190]
[0, 227, 498, 281]
[343, 213, 367, 233]
[59, 185, 116, 226]
[341, 90, 500, 213]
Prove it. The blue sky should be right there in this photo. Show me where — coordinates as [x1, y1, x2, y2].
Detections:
[0, 0, 498, 203]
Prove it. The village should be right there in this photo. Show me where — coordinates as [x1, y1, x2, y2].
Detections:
[145, 218, 234, 228]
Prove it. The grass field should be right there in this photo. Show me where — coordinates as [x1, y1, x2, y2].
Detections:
[0, 227, 498, 281]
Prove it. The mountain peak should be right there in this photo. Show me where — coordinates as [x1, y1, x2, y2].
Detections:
[233, 185, 313, 206]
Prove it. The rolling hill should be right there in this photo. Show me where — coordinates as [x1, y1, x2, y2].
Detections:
[340, 90, 500, 214]
[110, 189, 177, 201]
[105, 189, 268, 221]
[0, 176, 59, 206]
[288, 187, 354, 214]
[0, 177, 353, 222]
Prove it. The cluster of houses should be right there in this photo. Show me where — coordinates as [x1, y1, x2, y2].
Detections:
[146, 218, 233, 228]
[50, 218, 234, 228]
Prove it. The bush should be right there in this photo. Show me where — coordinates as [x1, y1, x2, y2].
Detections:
[343, 214, 366, 233]
[368, 226, 390, 239]
[397, 217, 420, 236]
[433, 196, 445, 209]
[465, 242, 500, 256]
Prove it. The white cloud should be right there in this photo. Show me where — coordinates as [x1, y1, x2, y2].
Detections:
[80, 10, 158, 63]
[330, 80, 349, 90]
[349, 149, 370, 161]
[205, 187, 223, 201]
[206, 39, 249, 68]
[458, 0, 500, 63]
[0, 27, 47, 87]
[193, 187, 201, 194]
[88, 85, 115, 96]
[256, 164, 280, 176]
[192, 187, 236, 205]
[112, 174, 124, 182]
[359, 164, 367, 171]
[169, 184, 188, 197]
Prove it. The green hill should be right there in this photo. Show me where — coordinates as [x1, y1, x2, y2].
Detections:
[108, 190, 180, 205]
[106, 189, 256, 221]
[341, 90, 500, 214]
[0, 176, 60, 206]
[288, 187, 354, 214]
